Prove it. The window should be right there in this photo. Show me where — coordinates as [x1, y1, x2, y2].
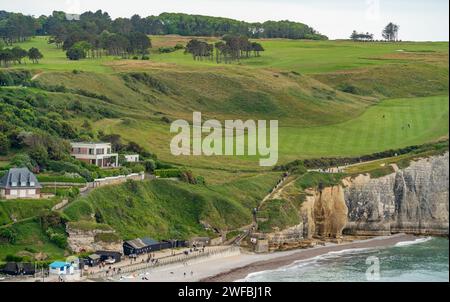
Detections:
[89, 148, 94, 155]
[11, 182, 17, 187]
[30, 181, 35, 186]
[10, 190, 17, 195]
[96, 148, 105, 155]
[28, 189, 36, 195]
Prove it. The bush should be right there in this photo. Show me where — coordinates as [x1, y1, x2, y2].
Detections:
[66, 46, 86, 60]
[195, 176, 206, 185]
[0, 228, 17, 244]
[10, 153, 34, 170]
[154, 168, 182, 178]
[174, 44, 184, 50]
[155, 160, 174, 169]
[0, 133, 10, 155]
[0, 70, 32, 86]
[5, 255, 24, 262]
[144, 159, 156, 172]
[338, 83, 359, 94]
[46, 227, 68, 249]
[159, 47, 176, 53]
[130, 163, 145, 173]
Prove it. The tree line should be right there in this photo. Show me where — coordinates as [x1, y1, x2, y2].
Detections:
[185, 35, 265, 63]
[350, 22, 400, 42]
[0, 42, 43, 66]
[1, 10, 327, 45]
[64, 31, 151, 60]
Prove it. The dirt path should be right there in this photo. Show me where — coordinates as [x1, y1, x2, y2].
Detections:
[31, 72, 44, 81]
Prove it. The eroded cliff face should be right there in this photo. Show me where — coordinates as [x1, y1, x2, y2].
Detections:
[343, 152, 449, 236]
[301, 186, 348, 239]
[66, 226, 123, 253]
[256, 153, 448, 250]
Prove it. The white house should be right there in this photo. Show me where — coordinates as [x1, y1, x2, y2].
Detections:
[70, 142, 119, 168]
[124, 154, 140, 163]
[0, 168, 42, 200]
[49, 262, 75, 275]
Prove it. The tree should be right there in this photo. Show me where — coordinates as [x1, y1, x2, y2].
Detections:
[350, 30, 374, 42]
[11, 46, 28, 64]
[0, 133, 9, 155]
[126, 32, 151, 56]
[66, 45, 86, 60]
[28, 47, 43, 63]
[0, 49, 14, 66]
[251, 42, 264, 56]
[382, 22, 399, 41]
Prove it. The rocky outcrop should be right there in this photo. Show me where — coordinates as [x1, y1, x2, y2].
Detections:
[256, 153, 448, 250]
[343, 152, 449, 236]
[301, 186, 348, 239]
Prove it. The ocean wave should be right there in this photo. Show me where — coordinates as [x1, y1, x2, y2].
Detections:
[240, 246, 377, 281]
[395, 237, 433, 247]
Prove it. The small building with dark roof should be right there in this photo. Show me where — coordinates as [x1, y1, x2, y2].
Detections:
[0, 168, 42, 200]
[123, 238, 170, 256]
[87, 254, 101, 267]
[2, 262, 35, 275]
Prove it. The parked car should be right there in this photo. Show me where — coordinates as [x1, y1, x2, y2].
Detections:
[104, 258, 116, 264]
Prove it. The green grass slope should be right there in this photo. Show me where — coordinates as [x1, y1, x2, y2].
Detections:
[64, 173, 280, 240]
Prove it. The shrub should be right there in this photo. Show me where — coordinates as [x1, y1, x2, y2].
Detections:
[5, 255, 24, 262]
[46, 230, 68, 249]
[154, 168, 182, 178]
[0, 228, 17, 244]
[338, 83, 359, 94]
[130, 163, 145, 173]
[0, 133, 10, 155]
[144, 159, 156, 172]
[174, 44, 184, 50]
[66, 46, 86, 60]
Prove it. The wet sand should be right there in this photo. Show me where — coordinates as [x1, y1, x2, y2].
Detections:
[201, 233, 417, 282]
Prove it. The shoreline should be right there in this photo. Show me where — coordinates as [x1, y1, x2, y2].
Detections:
[201, 233, 418, 282]
[113, 233, 419, 282]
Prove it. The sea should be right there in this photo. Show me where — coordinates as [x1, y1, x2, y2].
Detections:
[241, 237, 449, 282]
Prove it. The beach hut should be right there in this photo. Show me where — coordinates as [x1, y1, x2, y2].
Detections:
[2, 262, 20, 275]
[20, 263, 35, 275]
[49, 262, 74, 275]
[87, 254, 101, 267]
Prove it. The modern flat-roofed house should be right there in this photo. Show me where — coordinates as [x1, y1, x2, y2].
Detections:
[0, 168, 42, 200]
[70, 142, 119, 168]
[124, 154, 140, 163]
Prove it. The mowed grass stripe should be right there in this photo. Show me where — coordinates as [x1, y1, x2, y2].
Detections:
[278, 95, 448, 159]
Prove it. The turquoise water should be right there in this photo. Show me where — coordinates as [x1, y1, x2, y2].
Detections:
[243, 237, 449, 282]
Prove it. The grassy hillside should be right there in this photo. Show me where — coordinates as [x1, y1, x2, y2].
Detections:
[1, 35, 448, 254]
[2, 36, 447, 171]
[0, 219, 66, 263]
[0, 199, 59, 226]
[64, 173, 280, 240]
